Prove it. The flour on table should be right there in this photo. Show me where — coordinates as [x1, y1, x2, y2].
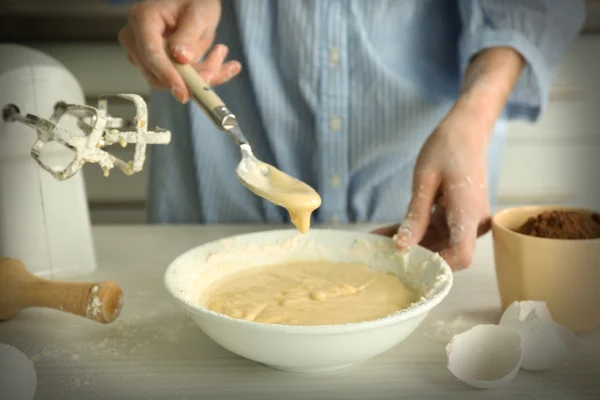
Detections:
[17, 297, 190, 397]
[425, 314, 482, 342]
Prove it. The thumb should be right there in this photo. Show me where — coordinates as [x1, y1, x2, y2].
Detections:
[169, 2, 219, 64]
[394, 170, 440, 251]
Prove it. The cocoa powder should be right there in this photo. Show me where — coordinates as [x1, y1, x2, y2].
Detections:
[516, 210, 600, 240]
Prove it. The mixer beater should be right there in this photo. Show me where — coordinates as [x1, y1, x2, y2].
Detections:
[3, 93, 171, 181]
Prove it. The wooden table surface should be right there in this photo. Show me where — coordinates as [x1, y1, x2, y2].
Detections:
[0, 224, 598, 400]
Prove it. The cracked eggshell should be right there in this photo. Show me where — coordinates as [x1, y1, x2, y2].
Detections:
[446, 324, 522, 389]
[499, 301, 579, 372]
[0, 343, 37, 400]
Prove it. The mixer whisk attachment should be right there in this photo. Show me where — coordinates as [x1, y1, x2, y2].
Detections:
[2, 94, 171, 181]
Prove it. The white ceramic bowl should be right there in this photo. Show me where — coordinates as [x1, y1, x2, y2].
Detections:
[164, 229, 453, 373]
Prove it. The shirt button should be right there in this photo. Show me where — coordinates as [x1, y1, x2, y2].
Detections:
[329, 48, 340, 67]
[330, 174, 341, 189]
[329, 116, 341, 132]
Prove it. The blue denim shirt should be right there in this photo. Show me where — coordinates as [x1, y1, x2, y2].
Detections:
[133, 0, 585, 224]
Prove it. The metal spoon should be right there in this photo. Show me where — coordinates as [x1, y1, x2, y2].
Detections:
[171, 61, 257, 170]
[170, 60, 322, 230]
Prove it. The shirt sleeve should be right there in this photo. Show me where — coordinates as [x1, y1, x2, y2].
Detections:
[458, 0, 586, 122]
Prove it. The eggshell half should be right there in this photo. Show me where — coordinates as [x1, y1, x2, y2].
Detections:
[0, 343, 37, 400]
[446, 324, 522, 389]
[499, 301, 579, 371]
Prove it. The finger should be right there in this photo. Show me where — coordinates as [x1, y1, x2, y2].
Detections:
[195, 60, 242, 86]
[126, 52, 138, 66]
[119, 25, 144, 70]
[373, 203, 446, 242]
[169, 1, 218, 63]
[138, 63, 165, 89]
[128, 4, 188, 103]
[118, 25, 137, 55]
[204, 44, 229, 71]
[193, 44, 229, 85]
[394, 169, 441, 251]
[372, 205, 448, 249]
[439, 185, 482, 270]
[121, 27, 166, 89]
[416, 205, 448, 250]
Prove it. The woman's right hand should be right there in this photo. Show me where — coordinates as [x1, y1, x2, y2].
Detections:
[118, 0, 242, 103]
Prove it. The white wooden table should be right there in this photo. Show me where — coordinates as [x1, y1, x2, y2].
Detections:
[1, 224, 599, 400]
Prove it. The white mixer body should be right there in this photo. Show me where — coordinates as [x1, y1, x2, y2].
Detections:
[0, 44, 96, 278]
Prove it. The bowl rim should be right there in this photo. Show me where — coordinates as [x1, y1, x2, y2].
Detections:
[492, 205, 600, 243]
[163, 228, 454, 334]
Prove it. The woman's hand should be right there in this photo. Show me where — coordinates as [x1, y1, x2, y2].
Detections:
[118, 0, 242, 103]
[374, 102, 494, 269]
[373, 48, 525, 270]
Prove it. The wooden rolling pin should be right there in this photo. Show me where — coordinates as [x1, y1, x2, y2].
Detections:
[0, 257, 123, 324]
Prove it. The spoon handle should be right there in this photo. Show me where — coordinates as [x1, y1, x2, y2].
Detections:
[170, 58, 237, 131]
[174, 63, 223, 109]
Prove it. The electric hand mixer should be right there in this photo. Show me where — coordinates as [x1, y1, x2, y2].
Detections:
[0, 44, 172, 324]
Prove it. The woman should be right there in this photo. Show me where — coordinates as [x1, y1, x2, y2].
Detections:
[117, 0, 585, 269]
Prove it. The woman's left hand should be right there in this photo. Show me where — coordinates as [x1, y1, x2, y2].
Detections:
[372, 100, 493, 270]
[372, 47, 525, 270]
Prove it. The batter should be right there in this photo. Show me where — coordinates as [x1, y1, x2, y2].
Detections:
[237, 158, 321, 233]
[200, 261, 417, 326]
